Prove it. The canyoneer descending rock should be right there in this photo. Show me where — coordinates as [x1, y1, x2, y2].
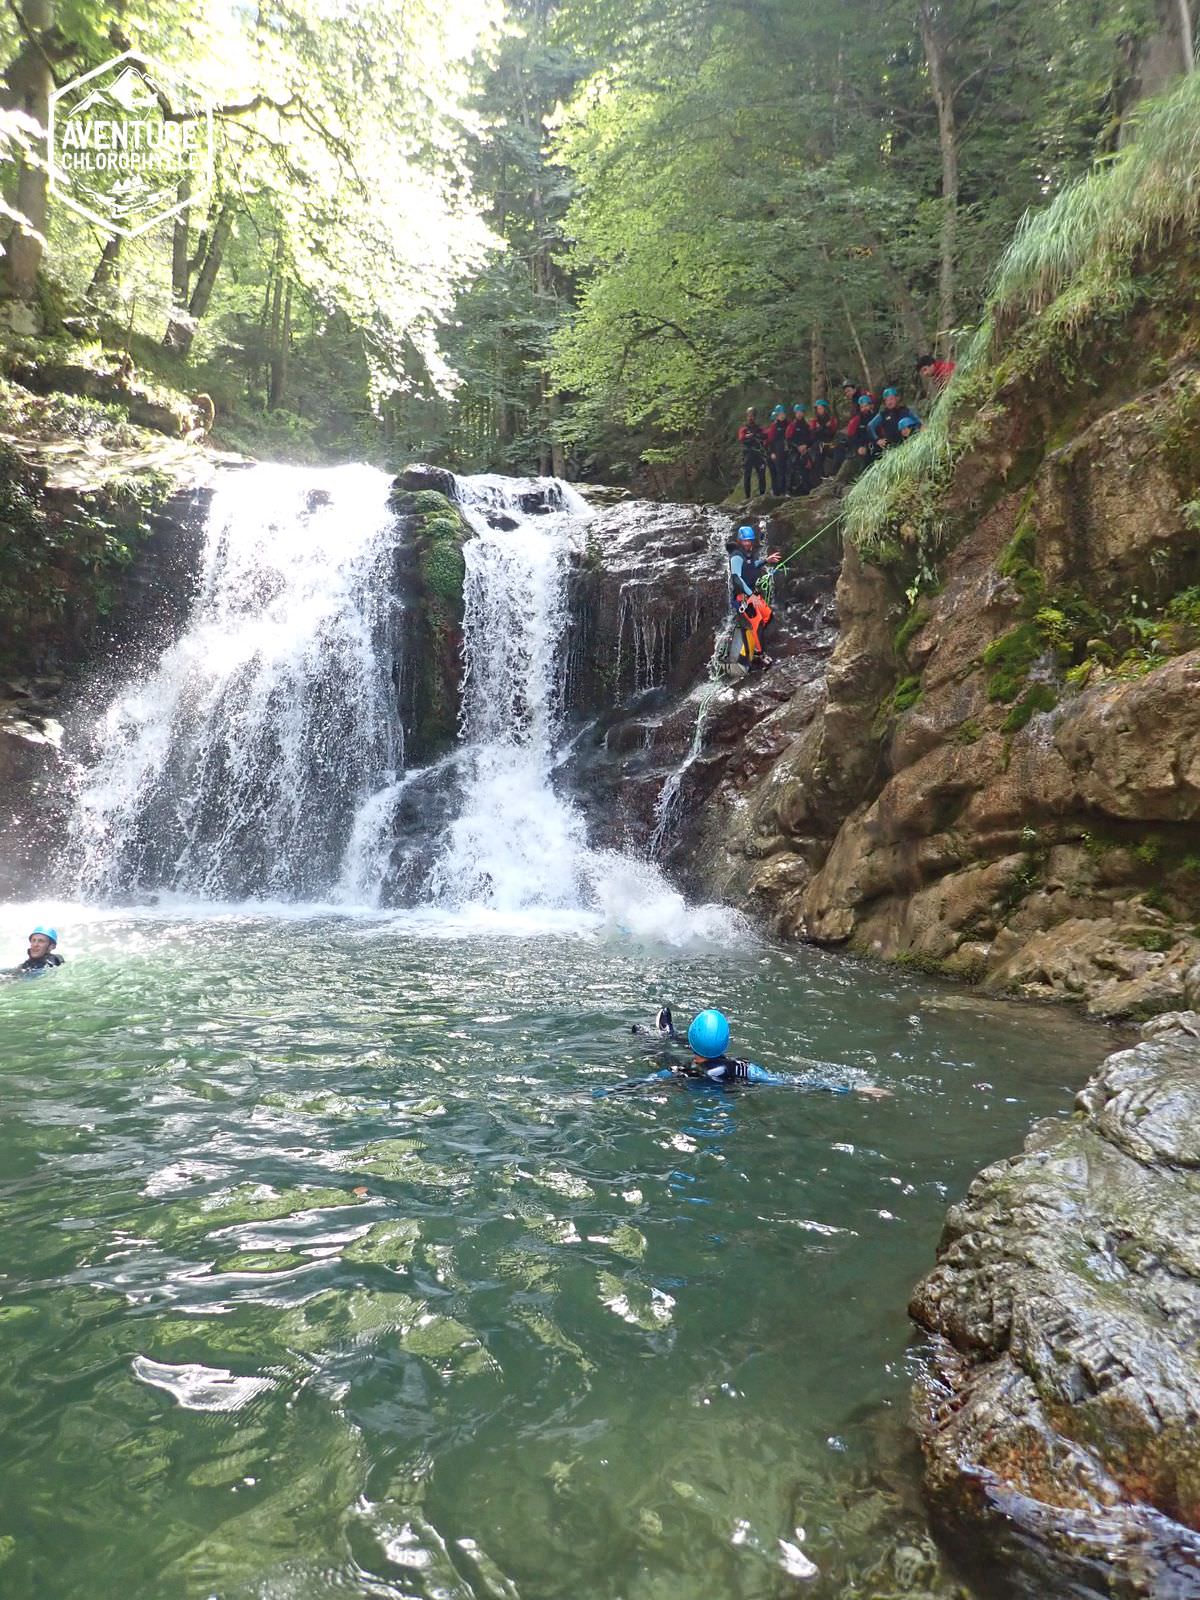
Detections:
[598, 1007, 892, 1095]
[719, 524, 780, 679]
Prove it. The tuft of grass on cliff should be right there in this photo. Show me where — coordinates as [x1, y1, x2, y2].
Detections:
[843, 71, 1200, 560]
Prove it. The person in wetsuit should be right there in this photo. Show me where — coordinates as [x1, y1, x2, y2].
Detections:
[11, 925, 64, 977]
[609, 1006, 891, 1095]
[738, 408, 768, 498]
[727, 524, 781, 672]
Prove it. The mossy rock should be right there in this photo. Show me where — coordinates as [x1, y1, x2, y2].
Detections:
[404, 493, 473, 757]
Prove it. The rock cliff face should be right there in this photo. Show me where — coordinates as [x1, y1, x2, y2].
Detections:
[637, 246, 1200, 1019]
[908, 1011, 1200, 1599]
[560, 492, 842, 865]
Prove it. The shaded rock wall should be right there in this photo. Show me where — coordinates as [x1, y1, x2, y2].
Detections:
[908, 1011, 1200, 1599]
[657, 250, 1200, 1019]
[561, 493, 842, 857]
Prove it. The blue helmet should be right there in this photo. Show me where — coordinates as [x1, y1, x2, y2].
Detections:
[688, 1008, 731, 1059]
[792, 402, 806, 413]
[771, 404, 786, 417]
[736, 525, 756, 543]
[814, 399, 830, 409]
[857, 393, 874, 406]
[882, 386, 899, 399]
[30, 925, 57, 945]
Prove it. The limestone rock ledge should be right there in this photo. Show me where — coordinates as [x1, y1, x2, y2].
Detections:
[909, 1012, 1200, 1598]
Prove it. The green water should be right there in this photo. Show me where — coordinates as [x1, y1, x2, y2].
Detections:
[0, 907, 1110, 1600]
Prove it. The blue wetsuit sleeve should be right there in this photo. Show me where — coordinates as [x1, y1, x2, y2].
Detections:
[739, 1062, 852, 1091]
[742, 1063, 789, 1085]
[729, 554, 754, 598]
[867, 414, 883, 442]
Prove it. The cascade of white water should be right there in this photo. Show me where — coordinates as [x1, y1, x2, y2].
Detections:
[70, 463, 403, 899]
[424, 475, 592, 911]
[68, 462, 743, 942]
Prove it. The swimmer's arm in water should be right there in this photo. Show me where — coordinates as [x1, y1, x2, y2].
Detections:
[628, 1006, 892, 1095]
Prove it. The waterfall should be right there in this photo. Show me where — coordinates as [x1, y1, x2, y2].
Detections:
[68, 461, 742, 942]
[71, 464, 403, 900]
[424, 475, 592, 912]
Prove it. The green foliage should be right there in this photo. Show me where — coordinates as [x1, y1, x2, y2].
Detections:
[413, 490, 455, 516]
[983, 622, 1045, 701]
[996, 520, 1044, 604]
[876, 675, 924, 728]
[1133, 833, 1165, 867]
[423, 539, 468, 605]
[1002, 681, 1057, 733]
[893, 607, 928, 658]
[846, 70, 1200, 559]
[416, 501, 469, 610]
[0, 443, 167, 670]
[987, 74, 1200, 341]
[1124, 928, 1175, 953]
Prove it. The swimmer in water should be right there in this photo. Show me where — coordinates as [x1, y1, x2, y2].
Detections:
[7, 925, 65, 979]
[605, 1006, 891, 1097]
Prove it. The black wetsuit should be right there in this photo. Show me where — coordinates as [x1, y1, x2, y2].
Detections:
[17, 953, 64, 975]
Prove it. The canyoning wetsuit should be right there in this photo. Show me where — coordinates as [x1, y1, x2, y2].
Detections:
[611, 1009, 853, 1095]
[765, 420, 789, 496]
[868, 406, 921, 450]
[662, 1057, 794, 1086]
[785, 418, 816, 496]
[727, 545, 775, 669]
[811, 408, 840, 474]
[835, 407, 880, 483]
[738, 422, 768, 497]
[13, 953, 64, 978]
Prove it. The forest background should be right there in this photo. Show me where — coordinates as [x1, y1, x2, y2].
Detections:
[1, 0, 1194, 499]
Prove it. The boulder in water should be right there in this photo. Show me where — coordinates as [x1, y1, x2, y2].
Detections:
[391, 464, 459, 501]
[909, 1011, 1200, 1597]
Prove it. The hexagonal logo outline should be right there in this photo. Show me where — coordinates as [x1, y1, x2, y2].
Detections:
[48, 49, 214, 240]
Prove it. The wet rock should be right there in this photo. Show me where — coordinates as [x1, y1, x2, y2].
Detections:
[910, 1017, 1200, 1598]
[391, 463, 459, 500]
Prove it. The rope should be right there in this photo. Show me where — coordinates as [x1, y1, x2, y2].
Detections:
[773, 511, 843, 572]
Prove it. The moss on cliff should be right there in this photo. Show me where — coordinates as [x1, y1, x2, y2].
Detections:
[0, 440, 174, 674]
[843, 72, 1200, 565]
[390, 488, 472, 757]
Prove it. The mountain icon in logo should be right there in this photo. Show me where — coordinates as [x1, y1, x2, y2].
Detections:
[69, 65, 162, 118]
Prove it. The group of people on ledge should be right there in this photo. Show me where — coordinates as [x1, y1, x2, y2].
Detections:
[736, 356, 954, 499]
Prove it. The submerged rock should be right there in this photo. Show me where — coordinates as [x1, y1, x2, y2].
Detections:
[909, 1012, 1200, 1598]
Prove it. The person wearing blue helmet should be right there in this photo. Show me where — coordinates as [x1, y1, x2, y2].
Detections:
[867, 388, 920, 451]
[12, 925, 64, 977]
[606, 1005, 891, 1095]
[726, 524, 780, 674]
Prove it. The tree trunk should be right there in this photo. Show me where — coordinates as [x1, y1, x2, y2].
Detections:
[1175, 0, 1195, 71]
[810, 323, 827, 405]
[269, 278, 290, 409]
[918, 0, 958, 356]
[1, 0, 54, 306]
[87, 235, 122, 299]
[170, 176, 192, 309]
[821, 245, 877, 391]
[165, 200, 234, 355]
